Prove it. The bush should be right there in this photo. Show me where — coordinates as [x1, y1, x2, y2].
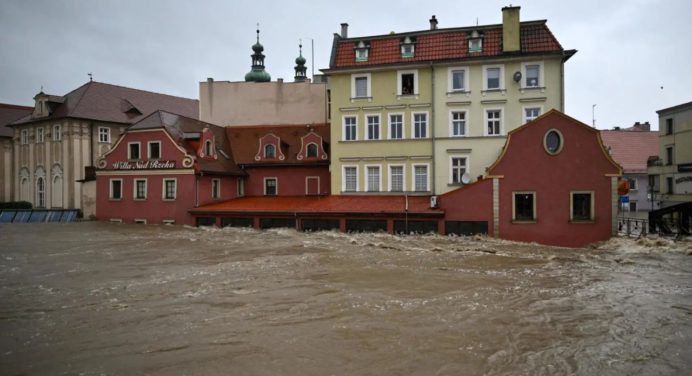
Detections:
[0, 201, 33, 209]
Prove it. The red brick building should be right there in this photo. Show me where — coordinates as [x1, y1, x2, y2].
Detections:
[96, 111, 244, 225]
[439, 110, 622, 247]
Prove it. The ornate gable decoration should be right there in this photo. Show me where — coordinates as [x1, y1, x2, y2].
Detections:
[255, 133, 285, 161]
[198, 127, 217, 160]
[297, 131, 328, 161]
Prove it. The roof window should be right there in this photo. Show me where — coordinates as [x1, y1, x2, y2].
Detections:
[355, 41, 369, 62]
[400, 36, 416, 58]
[468, 30, 483, 53]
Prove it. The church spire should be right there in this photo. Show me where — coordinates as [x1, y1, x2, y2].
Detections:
[294, 40, 307, 82]
[244, 25, 271, 82]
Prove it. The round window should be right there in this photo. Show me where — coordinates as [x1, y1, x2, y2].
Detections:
[544, 129, 563, 155]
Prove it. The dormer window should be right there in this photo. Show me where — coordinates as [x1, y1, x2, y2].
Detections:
[468, 30, 483, 53]
[307, 143, 318, 158]
[355, 41, 369, 62]
[264, 144, 276, 158]
[204, 139, 213, 157]
[400, 36, 415, 58]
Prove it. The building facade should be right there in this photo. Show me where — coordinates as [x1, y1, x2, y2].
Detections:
[9, 81, 198, 217]
[95, 111, 244, 225]
[322, 6, 575, 196]
[0, 103, 32, 202]
[648, 101, 692, 208]
[600, 124, 659, 214]
[439, 110, 622, 247]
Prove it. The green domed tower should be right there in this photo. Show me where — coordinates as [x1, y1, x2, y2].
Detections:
[294, 42, 307, 82]
[245, 28, 271, 82]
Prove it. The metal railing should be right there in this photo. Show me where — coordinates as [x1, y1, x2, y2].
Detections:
[618, 217, 648, 238]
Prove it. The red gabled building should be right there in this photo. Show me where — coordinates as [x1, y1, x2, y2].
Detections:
[439, 110, 622, 247]
[226, 124, 331, 196]
[95, 111, 244, 225]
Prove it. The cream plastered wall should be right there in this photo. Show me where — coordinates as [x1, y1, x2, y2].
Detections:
[1, 138, 12, 201]
[329, 67, 436, 195]
[432, 56, 565, 195]
[199, 80, 328, 126]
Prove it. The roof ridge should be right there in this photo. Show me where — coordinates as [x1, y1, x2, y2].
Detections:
[68, 81, 94, 117]
[90, 81, 198, 102]
[340, 19, 548, 41]
[0, 103, 33, 110]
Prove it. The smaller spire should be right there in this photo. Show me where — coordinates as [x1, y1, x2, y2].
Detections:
[294, 40, 307, 82]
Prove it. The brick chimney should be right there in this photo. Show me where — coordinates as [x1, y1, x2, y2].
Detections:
[502, 6, 521, 52]
[340, 23, 349, 38]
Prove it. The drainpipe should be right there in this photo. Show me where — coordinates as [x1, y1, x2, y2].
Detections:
[430, 63, 436, 194]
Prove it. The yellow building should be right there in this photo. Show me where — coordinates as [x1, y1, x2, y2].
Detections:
[648, 101, 692, 207]
[322, 7, 575, 196]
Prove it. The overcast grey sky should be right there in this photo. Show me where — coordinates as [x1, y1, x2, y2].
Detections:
[1, 0, 690, 129]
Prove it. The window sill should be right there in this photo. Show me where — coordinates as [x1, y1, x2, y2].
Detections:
[520, 86, 546, 92]
[162, 198, 177, 201]
[134, 198, 147, 201]
[446, 90, 470, 96]
[397, 94, 419, 100]
[109, 198, 122, 201]
[350, 97, 372, 103]
[512, 220, 537, 224]
[569, 219, 595, 224]
[448, 183, 465, 187]
[481, 89, 506, 95]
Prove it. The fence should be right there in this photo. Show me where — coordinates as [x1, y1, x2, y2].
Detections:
[0, 209, 79, 223]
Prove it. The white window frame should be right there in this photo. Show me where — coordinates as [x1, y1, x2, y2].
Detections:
[512, 191, 537, 222]
[237, 178, 245, 197]
[133, 178, 147, 200]
[342, 165, 359, 193]
[128, 142, 141, 160]
[98, 127, 111, 143]
[110, 178, 123, 200]
[449, 110, 468, 137]
[148, 141, 161, 159]
[211, 178, 221, 200]
[397, 69, 418, 96]
[388, 113, 404, 140]
[162, 178, 177, 200]
[264, 143, 276, 158]
[412, 163, 430, 192]
[449, 155, 469, 184]
[366, 113, 381, 140]
[482, 64, 505, 91]
[448, 67, 469, 92]
[52, 124, 62, 141]
[204, 139, 213, 157]
[264, 177, 278, 196]
[20, 129, 29, 145]
[570, 191, 595, 222]
[388, 164, 405, 192]
[523, 106, 543, 123]
[484, 108, 504, 136]
[342, 115, 358, 141]
[365, 165, 382, 192]
[351, 73, 371, 99]
[36, 127, 45, 143]
[411, 111, 429, 139]
[522, 61, 544, 89]
[306, 143, 318, 158]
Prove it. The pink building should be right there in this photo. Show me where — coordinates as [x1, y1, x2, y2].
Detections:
[95, 111, 244, 225]
[439, 110, 622, 247]
[226, 124, 331, 196]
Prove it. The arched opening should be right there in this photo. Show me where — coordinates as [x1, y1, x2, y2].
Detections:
[36, 177, 45, 208]
[204, 140, 213, 156]
[264, 144, 276, 158]
[51, 164, 63, 208]
[307, 143, 318, 158]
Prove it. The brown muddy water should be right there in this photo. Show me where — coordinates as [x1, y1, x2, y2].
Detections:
[0, 223, 690, 375]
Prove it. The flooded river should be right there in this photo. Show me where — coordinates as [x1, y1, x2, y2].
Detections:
[1, 223, 690, 375]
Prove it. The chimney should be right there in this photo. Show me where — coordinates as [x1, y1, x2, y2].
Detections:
[502, 6, 521, 52]
[643, 121, 650, 131]
[429, 15, 438, 30]
[207, 77, 213, 83]
[340, 23, 349, 38]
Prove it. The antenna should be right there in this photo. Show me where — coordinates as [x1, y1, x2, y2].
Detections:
[88, 72, 93, 82]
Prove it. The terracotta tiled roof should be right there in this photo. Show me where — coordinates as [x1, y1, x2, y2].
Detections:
[0, 103, 32, 137]
[225, 124, 330, 165]
[600, 130, 659, 174]
[11, 81, 198, 126]
[329, 21, 569, 70]
[191, 195, 442, 215]
[130, 110, 244, 176]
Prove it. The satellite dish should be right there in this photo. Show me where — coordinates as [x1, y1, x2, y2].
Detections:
[513, 71, 522, 83]
[461, 172, 471, 184]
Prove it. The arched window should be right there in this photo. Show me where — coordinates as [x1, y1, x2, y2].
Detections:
[307, 143, 318, 158]
[19, 168, 30, 202]
[36, 177, 45, 208]
[52, 175, 63, 208]
[204, 140, 213, 156]
[265, 144, 276, 158]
